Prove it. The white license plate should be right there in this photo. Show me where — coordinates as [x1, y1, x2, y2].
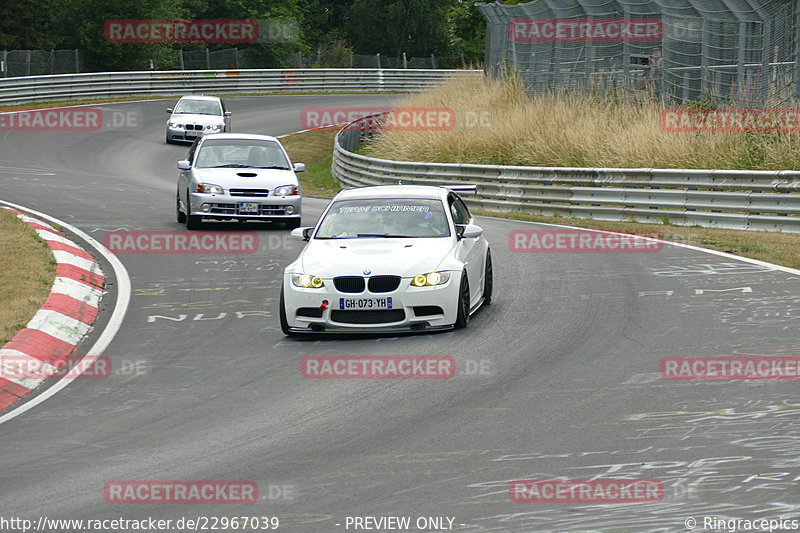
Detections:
[184, 131, 197, 138]
[239, 203, 259, 213]
[338, 297, 393, 310]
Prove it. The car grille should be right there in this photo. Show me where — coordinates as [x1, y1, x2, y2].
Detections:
[413, 306, 444, 316]
[230, 189, 270, 197]
[333, 276, 401, 293]
[185, 124, 204, 131]
[296, 308, 324, 318]
[333, 276, 365, 293]
[207, 203, 286, 216]
[330, 309, 406, 324]
[368, 276, 401, 293]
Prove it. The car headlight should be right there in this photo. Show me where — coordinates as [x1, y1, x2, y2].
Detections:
[411, 271, 451, 287]
[205, 124, 222, 131]
[195, 183, 224, 194]
[292, 273, 325, 288]
[273, 185, 299, 196]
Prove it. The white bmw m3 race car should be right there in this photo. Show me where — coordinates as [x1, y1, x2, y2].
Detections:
[279, 184, 493, 335]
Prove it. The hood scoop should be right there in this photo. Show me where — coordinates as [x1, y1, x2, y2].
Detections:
[237, 172, 257, 177]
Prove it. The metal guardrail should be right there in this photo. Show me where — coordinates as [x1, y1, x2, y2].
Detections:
[0, 68, 482, 105]
[332, 113, 800, 233]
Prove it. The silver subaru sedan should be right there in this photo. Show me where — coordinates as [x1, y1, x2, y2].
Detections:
[176, 133, 304, 230]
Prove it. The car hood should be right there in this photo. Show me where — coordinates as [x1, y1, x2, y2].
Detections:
[169, 113, 224, 125]
[299, 237, 454, 278]
[191, 168, 297, 188]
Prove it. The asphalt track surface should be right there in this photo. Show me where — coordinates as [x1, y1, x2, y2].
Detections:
[0, 95, 799, 533]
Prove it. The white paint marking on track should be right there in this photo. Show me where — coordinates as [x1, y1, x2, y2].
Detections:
[0, 200, 131, 426]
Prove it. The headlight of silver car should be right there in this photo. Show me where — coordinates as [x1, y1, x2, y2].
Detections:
[292, 273, 324, 288]
[205, 124, 222, 131]
[195, 183, 224, 194]
[273, 185, 299, 196]
[411, 271, 451, 287]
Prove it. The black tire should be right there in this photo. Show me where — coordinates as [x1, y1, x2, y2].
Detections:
[284, 218, 301, 230]
[185, 190, 202, 230]
[166, 132, 174, 144]
[279, 287, 296, 336]
[454, 271, 470, 329]
[176, 192, 186, 223]
[483, 250, 493, 305]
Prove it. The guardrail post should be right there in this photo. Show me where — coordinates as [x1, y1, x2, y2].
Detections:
[205, 48, 211, 70]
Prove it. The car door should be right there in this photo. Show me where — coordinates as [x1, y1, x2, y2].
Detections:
[449, 194, 484, 308]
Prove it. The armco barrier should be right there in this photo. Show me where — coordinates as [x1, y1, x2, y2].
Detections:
[0, 69, 481, 106]
[332, 113, 800, 233]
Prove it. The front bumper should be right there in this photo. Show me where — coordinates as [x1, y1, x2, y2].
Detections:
[167, 125, 220, 143]
[190, 192, 301, 221]
[282, 273, 459, 333]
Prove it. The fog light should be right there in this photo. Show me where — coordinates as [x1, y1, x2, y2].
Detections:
[285, 205, 295, 215]
[201, 203, 211, 213]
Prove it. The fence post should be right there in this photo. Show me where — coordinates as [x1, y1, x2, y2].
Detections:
[234, 47, 239, 69]
[74, 49, 79, 73]
[403, 52, 407, 69]
[431, 53, 437, 69]
[25, 50, 31, 76]
[2, 50, 6, 77]
[49, 49, 54, 74]
[296, 51, 302, 67]
[205, 48, 211, 69]
[376, 53, 381, 68]
[179, 48, 184, 70]
[461, 51, 466, 69]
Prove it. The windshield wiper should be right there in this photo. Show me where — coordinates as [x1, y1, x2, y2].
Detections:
[356, 233, 415, 238]
[252, 165, 290, 170]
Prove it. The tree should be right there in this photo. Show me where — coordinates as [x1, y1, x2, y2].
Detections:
[449, 0, 486, 63]
[346, 0, 451, 58]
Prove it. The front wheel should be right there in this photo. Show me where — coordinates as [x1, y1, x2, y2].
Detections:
[176, 192, 186, 223]
[454, 271, 470, 329]
[185, 191, 202, 230]
[483, 250, 493, 305]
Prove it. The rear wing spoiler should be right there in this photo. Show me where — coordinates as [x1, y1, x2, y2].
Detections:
[443, 184, 478, 194]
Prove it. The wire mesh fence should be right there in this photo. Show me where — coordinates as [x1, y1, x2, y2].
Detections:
[2, 49, 86, 77]
[477, 0, 798, 106]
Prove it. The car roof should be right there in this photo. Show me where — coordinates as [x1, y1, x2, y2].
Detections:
[333, 185, 451, 201]
[200, 133, 280, 142]
[178, 95, 222, 102]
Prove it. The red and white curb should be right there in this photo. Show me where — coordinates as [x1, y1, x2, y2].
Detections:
[0, 207, 105, 410]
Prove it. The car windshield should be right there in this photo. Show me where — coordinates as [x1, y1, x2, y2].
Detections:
[173, 99, 221, 115]
[315, 198, 450, 239]
[195, 139, 291, 169]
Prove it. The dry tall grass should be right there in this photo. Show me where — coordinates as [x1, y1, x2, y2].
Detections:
[365, 76, 800, 170]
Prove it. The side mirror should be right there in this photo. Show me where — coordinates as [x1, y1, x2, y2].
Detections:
[224, 111, 232, 117]
[166, 108, 173, 114]
[177, 160, 191, 170]
[291, 227, 314, 241]
[457, 223, 483, 239]
[293, 162, 306, 173]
